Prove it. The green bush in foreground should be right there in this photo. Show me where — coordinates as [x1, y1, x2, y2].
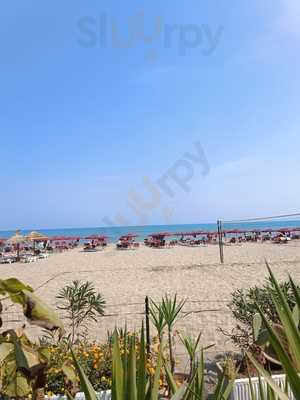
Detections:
[56, 280, 106, 344]
[69, 264, 300, 399]
[2, 263, 300, 399]
[227, 277, 300, 349]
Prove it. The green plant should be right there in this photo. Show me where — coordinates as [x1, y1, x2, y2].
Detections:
[56, 280, 105, 344]
[67, 327, 236, 400]
[5, 264, 300, 399]
[226, 278, 300, 349]
[44, 340, 112, 395]
[149, 300, 167, 341]
[244, 263, 300, 399]
[150, 294, 186, 374]
[0, 278, 64, 399]
[67, 264, 300, 399]
[179, 332, 214, 379]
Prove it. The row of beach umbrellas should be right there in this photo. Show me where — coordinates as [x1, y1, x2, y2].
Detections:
[148, 227, 300, 239]
[0, 231, 108, 247]
[1, 227, 300, 250]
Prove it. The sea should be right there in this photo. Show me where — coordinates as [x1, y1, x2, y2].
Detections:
[1, 220, 300, 242]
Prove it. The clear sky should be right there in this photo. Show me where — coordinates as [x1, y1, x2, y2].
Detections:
[1, 0, 300, 230]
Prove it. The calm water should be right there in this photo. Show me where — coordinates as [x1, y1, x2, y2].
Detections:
[1, 220, 300, 242]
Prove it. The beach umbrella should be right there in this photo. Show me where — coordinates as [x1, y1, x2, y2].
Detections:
[27, 231, 49, 251]
[277, 227, 293, 233]
[85, 235, 107, 240]
[120, 234, 138, 241]
[27, 231, 49, 241]
[173, 231, 200, 238]
[50, 236, 72, 241]
[148, 232, 171, 238]
[225, 229, 246, 234]
[7, 230, 26, 260]
[7, 230, 26, 244]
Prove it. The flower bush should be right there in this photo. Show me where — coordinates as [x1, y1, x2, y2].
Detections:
[44, 334, 161, 395]
[45, 341, 112, 395]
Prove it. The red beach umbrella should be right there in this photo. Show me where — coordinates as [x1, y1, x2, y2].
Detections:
[260, 229, 279, 233]
[174, 231, 203, 237]
[148, 232, 171, 237]
[289, 227, 300, 232]
[277, 227, 293, 233]
[50, 236, 66, 241]
[120, 234, 138, 240]
[225, 229, 248, 234]
[50, 236, 79, 241]
[85, 235, 108, 240]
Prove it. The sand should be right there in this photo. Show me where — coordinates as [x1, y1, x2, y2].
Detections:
[1, 241, 300, 364]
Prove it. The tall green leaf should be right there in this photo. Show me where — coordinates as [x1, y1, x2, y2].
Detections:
[137, 323, 147, 399]
[150, 342, 163, 400]
[267, 264, 300, 369]
[70, 346, 97, 400]
[246, 352, 288, 400]
[256, 303, 300, 395]
[128, 335, 137, 400]
[112, 331, 124, 400]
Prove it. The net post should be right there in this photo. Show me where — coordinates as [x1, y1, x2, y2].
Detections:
[217, 220, 224, 264]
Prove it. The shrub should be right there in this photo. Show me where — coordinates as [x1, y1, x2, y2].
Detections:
[226, 277, 300, 349]
[56, 280, 105, 344]
[44, 331, 162, 396]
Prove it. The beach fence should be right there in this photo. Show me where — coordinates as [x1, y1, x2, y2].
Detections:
[217, 212, 300, 264]
[0, 296, 236, 371]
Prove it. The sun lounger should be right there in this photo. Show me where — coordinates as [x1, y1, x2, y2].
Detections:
[0, 256, 16, 264]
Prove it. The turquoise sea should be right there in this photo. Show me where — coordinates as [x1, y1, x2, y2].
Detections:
[1, 220, 300, 242]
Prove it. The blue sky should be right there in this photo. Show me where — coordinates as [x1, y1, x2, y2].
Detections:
[1, 0, 300, 230]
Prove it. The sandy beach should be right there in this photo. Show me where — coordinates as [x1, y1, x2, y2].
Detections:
[2, 242, 300, 362]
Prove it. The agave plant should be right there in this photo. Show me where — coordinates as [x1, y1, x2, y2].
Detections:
[179, 332, 215, 380]
[149, 300, 167, 341]
[66, 325, 236, 400]
[150, 294, 186, 374]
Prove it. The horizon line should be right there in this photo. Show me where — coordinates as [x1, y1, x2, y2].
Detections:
[1, 218, 300, 233]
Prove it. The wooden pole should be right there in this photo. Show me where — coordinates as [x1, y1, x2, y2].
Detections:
[145, 296, 151, 355]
